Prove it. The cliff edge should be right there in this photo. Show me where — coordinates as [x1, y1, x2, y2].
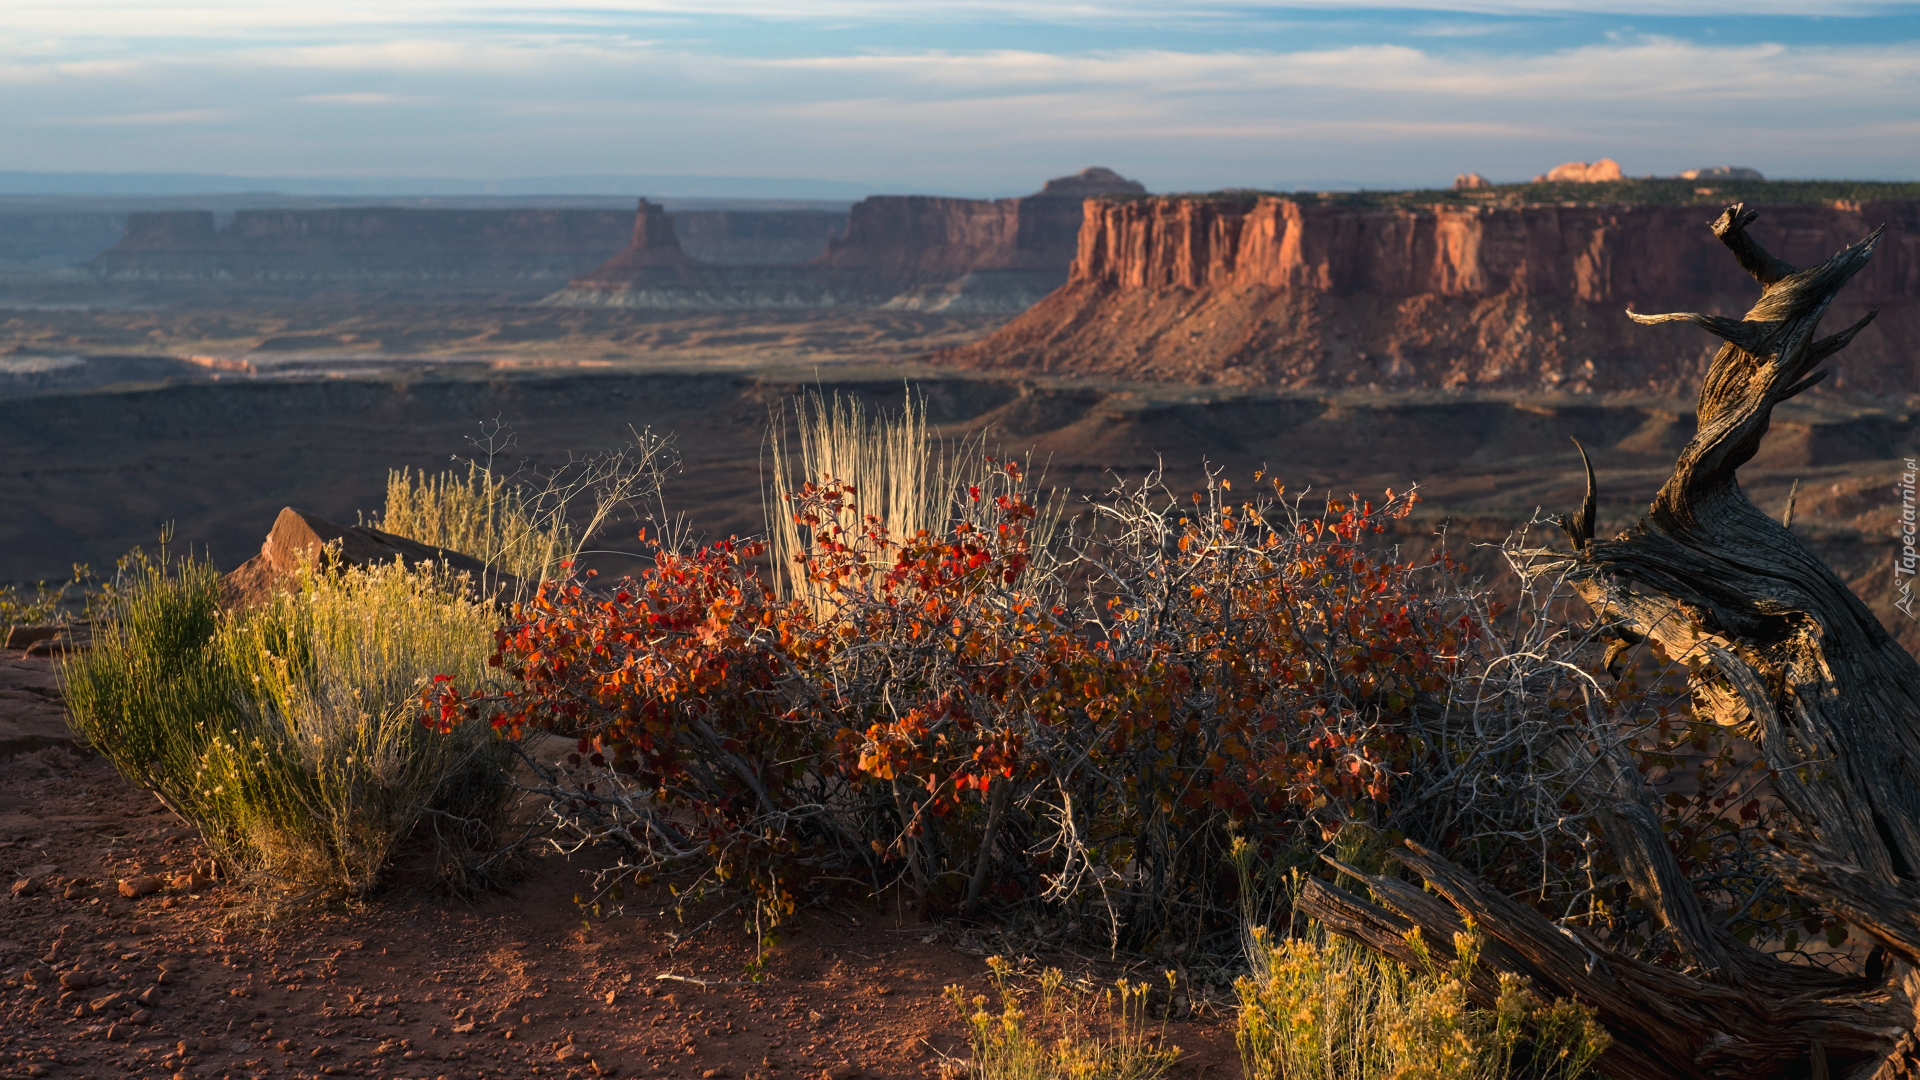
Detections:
[549, 168, 1147, 312]
[938, 195, 1919, 397]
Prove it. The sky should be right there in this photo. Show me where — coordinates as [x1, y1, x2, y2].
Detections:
[2, 1, 1918, 197]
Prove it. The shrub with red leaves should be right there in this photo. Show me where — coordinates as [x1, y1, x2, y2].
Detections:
[426, 462, 1824, 962]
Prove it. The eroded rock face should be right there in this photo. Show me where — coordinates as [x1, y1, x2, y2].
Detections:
[92, 208, 635, 283]
[938, 194, 1920, 396]
[551, 168, 1148, 311]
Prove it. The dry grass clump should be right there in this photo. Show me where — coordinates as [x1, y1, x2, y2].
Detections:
[766, 390, 1058, 611]
[369, 425, 682, 594]
[371, 462, 574, 583]
[944, 955, 1179, 1080]
[62, 549, 509, 898]
[1234, 922, 1607, 1080]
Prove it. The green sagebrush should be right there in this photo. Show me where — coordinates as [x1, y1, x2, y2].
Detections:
[62, 549, 509, 897]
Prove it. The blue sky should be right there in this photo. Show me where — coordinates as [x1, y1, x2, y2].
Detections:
[3, 2, 1918, 196]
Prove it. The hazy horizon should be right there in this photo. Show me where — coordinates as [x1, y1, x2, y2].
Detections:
[3, 2, 1917, 197]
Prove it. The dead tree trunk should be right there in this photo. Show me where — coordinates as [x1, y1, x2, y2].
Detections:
[1300, 205, 1920, 1079]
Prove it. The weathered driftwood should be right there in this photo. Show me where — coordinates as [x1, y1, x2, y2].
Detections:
[1300, 844, 1906, 1080]
[1301, 205, 1920, 1079]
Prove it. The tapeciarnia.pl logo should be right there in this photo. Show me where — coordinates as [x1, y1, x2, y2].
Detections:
[1898, 458, 1919, 620]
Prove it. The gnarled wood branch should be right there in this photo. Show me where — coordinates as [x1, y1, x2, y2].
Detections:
[1303, 204, 1920, 1079]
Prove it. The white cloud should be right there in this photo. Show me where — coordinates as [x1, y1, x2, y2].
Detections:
[0, 6, 1913, 189]
[0, 0, 1908, 37]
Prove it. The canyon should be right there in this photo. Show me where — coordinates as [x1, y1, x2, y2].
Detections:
[546, 167, 1147, 312]
[940, 192, 1920, 398]
[81, 206, 854, 286]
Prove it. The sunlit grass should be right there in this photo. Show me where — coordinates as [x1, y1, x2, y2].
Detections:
[63, 550, 509, 897]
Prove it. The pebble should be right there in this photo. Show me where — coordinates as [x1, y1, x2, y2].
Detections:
[118, 876, 164, 899]
[11, 876, 38, 897]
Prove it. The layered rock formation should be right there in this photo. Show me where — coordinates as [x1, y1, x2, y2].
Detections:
[91, 207, 636, 283]
[672, 209, 847, 265]
[0, 213, 126, 275]
[548, 168, 1147, 312]
[939, 195, 1920, 397]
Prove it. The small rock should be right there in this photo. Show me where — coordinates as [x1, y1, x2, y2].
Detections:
[276, 1039, 298, 1053]
[89, 991, 125, 1013]
[130, 1008, 152, 1023]
[603, 989, 617, 1004]
[155, 970, 175, 985]
[170, 872, 215, 892]
[58, 971, 92, 990]
[25, 1063, 49, 1077]
[555, 1044, 580, 1062]
[138, 986, 161, 1005]
[118, 877, 164, 899]
[822, 1066, 861, 1080]
[105, 1023, 127, 1042]
[702, 1070, 727, 1079]
[12, 877, 38, 897]
[62, 883, 90, 901]
[450, 1021, 475, 1035]
[157, 957, 188, 973]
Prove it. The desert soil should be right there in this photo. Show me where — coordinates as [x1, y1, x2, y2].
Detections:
[0, 650, 1238, 1080]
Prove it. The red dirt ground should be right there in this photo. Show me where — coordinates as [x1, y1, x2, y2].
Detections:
[0, 650, 1240, 1080]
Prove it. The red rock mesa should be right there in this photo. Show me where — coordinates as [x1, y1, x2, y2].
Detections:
[938, 194, 1920, 397]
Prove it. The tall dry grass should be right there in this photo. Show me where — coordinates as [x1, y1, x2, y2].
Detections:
[765, 390, 1058, 610]
[370, 426, 682, 593]
[371, 462, 575, 584]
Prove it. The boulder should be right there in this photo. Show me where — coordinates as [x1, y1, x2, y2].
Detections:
[218, 507, 518, 610]
[1532, 158, 1624, 183]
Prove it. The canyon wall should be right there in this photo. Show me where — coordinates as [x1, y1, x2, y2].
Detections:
[940, 196, 1920, 397]
[84, 205, 850, 284]
[550, 168, 1147, 312]
[672, 209, 847, 265]
[0, 213, 126, 275]
[92, 208, 635, 283]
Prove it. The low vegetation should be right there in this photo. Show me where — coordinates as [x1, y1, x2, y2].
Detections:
[50, 390, 1842, 1078]
[946, 956, 1179, 1080]
[62, 548, 508, 897]
[371, 461, 576, 583]
[1109, 177, 1920, 209]
[1234, 922, 1606, 1080]
[429, 392, 1778, 974]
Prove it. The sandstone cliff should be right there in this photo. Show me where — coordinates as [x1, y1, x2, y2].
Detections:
[672, 209, 847, 265]
[939, 195, 1919, 397]
[550, 168, 1147, 312]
